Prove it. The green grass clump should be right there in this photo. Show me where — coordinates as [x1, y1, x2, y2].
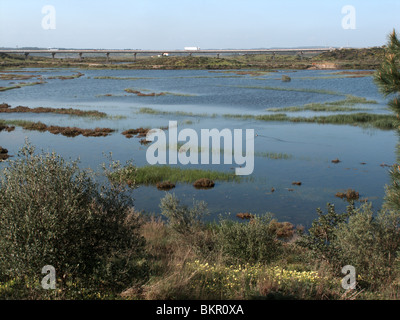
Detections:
[223, 112, 397, 130]
[125, 88, 196, 97]
[0, 119, 115, 137]
[138, 107, 167, 115]
[94, 76, 157, 80]
[266, 95, 378, 113]
[137, 107, 397, 130]
[137, 107, 215, 118]
[0, 105, 107, 118]
[111, 165, 239, 185]
[225, 85, 342, 96]
[47, 72, 84, 80]
[223, 113, 288, 121]
[0, 119, 47, 130]
[289, 113, 397, 130]
[163, 92, 197, 97]
[0, 81, 46, 91]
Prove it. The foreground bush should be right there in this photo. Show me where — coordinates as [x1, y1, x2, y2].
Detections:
[217, 215, 282, 264]
[333, 204, 400, 288]
[298, 202, 400, 289]
[159, 193, 208, 235]
[0, 143, 148, 298]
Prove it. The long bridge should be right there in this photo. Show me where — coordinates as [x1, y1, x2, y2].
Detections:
[0, 48, 334, 62]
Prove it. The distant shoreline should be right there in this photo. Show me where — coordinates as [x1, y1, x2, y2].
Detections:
[0, 47, 384, 71]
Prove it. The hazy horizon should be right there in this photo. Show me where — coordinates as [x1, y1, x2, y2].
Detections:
[1, 0, 399, 50]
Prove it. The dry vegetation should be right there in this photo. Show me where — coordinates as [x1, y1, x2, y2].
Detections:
[0, 103, 106, 118]
[0, 120, 115, 137]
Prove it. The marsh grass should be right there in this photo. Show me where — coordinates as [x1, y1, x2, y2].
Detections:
[174, 75, 244, 79]
[224, 85, 342, 96]
[292, 72, 373, 80]
[94, 75, 244, 80]
[162, 91, 197, 97]
[125, 88, 197, 97]
[137, 107, 396, 130]
[137, 107, 216, 118]
[94, 76, 158, 80]
[0, 104, 107, 118]
[292, 75, 352, 80]
[209, 70, 272, 77]
[223, 112, 397, 130]
[0, 73, 40, 80]
[289, 113, 397, 130]
[47, 72, 84, 80]
[111, 165, 240, 185]
[265, 95, 378, 113]
[223, 113, 289, 121]
[110, 115, 128, 120]
[0, 119, 115, 137]
[0, 81, 46, 91]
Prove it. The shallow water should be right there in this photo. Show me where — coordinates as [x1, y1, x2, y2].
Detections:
[0, 68, 397, 227]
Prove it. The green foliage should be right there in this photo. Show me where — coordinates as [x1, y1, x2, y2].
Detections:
[296, 203, 355, 267]
[229, 84, 342, 96]
[374, 30, 400, 101]
[223, 111, 397, 130]
[315, 47, 385, 62]
[0, 142, 148, 297]
[0, 82, 44, 92]
[333, 204, 400, 286]
[159, 193, 208, 235]
[298, 202, 400, 288]
[289, 113, 397, 130]
[374, 29, 400, 213]
[265, 95, 377, 113]
[217, 215, 281, 264]
[111, 164, 239, 185]
[384, 165, 400, 211]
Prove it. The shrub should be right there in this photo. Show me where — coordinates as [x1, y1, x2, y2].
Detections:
[159, 193, 208, 235]
[333, 204, 400, 287]
[217, 214, 281, 264]
[269, 219, 295, 240]
[298, 202, 400, 288]
[296, 203, 355, 268]
[0, 143, 148, 297]
[157, 194, 221, 263]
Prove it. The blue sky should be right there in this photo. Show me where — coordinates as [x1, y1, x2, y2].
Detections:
[0, 0, 399, 49]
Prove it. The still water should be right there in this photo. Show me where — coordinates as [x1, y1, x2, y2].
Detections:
[0, 68, 397, 227]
